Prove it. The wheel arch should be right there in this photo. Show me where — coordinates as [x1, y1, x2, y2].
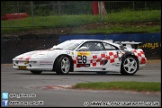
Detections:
[120, 51, 139, 71]
[121, 51, 139, 63]
[52, 54, 74, 72]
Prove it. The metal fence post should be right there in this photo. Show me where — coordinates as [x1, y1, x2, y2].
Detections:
[30, 1, 34, 27]
[145, 1, 147, 10]
[58, 1, 61, 15]
[52, 1, 55, 15]
[133, 1, 134, 11]
[99, 1, 102, 22]
[17, 1, 20, 27]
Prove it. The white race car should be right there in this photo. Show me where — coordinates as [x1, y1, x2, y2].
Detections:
[13, 39, 147, 75]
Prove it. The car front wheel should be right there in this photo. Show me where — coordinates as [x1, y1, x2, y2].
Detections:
[55, 55, 71, 75]
[121, 56, 138, 75]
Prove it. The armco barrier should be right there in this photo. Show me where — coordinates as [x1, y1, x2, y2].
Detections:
[59, 33, 161, 59]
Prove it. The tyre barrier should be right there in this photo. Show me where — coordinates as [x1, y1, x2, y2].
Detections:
[1, 13, 28, 20]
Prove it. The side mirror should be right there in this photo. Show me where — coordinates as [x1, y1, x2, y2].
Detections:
[77, 47, 89, 51]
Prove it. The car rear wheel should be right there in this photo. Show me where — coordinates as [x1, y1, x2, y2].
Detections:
[121, 56, 138, 75]
[30, 71, 42, 74]
[55, 55, 71, 75]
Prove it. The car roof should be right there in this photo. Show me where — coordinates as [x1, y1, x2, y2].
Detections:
[67, 39, 102, 41]
[67, 39, 120, 47]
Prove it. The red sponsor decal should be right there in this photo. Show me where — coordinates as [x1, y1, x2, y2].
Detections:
[25, 56, 31, 61]
[93, 55, 97, 59]
[19, 56, 24, 59]
[100, 61, 104, 65]
[114, 54, 117, 58]
[140, 51, 144, 54]
[141, 58, 146, 64]
[73, 60, 76, 64]
[109, 52, 113, 56]
[96, 58, 102, 62]
[110, 59, 114, 63]
[101, 54, 105, 57]
[138, 53, 141, 56]
[92, 63, 96, 66]
[19, 57, 23, 59]
[106, 56, 110, 60]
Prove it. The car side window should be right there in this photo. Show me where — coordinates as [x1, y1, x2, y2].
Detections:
[78, 42, 104, 51]
[103, 42, 117, 50]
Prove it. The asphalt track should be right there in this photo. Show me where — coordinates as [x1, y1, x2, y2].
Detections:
[1, 63, 161, 107]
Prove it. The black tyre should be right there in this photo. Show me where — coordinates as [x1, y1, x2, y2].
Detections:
[30, 71, 42, 74]
[96, 72, 107, 75]
[55, 55, 71, 75]
[121, 56, 139, 75]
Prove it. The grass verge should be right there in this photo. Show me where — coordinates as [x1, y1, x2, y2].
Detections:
[71, 81, 161, 92]
[1, 10, 161, 34]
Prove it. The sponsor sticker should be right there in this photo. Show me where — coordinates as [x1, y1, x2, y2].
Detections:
[77, 52, 91, 56]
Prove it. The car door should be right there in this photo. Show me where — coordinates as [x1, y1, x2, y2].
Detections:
[74, 41, 107, 71]
[102, 42, 121, 72]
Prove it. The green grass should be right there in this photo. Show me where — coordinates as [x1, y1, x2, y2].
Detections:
[1, 10, 161, 34]
[1, 15, 98, 28]
[104, 9, 161, 22]
[1, 27, 42, 34]
[73, 26, 161, 34]
[72, 82, 161, 92]
[2, 25, 160, 35]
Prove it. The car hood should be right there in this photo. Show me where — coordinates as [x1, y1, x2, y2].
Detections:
[13, 49, 56, 60]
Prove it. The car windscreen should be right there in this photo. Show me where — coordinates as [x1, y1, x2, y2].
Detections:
[52, 40, 84, 50]
[119, 45, 126, 50]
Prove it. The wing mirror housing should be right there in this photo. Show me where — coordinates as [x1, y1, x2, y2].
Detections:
[77, 47, 89, 51]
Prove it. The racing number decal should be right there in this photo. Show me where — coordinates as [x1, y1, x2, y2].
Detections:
[77, 52, 90, 64]
[78, 55, 87, 64]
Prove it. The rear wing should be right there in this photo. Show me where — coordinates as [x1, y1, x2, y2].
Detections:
[115, 41, 142, 49]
